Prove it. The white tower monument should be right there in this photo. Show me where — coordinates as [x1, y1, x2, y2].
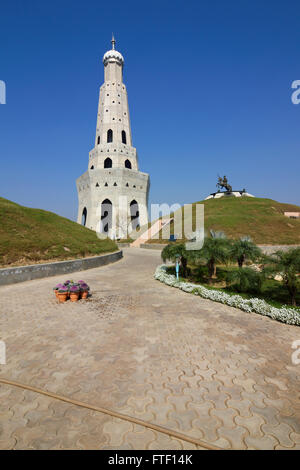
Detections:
[76, 36, 150, 238]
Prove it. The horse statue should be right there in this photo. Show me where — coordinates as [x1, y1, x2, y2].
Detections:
[216, 175, 232, 193]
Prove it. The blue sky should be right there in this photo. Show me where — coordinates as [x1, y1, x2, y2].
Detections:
[0, 0, 300, 221]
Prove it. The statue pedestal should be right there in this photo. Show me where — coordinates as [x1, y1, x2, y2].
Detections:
[205, 190, 255, 200]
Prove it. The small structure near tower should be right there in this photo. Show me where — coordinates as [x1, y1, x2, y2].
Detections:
[205, 175, 255, 200]
[76, 35, 150, 238]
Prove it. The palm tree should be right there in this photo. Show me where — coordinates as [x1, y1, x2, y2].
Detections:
[161, 243, 189, 277]
[192, 230, 230, 283]
[230, 236, 262, 268]
[265, 248, 300, 306]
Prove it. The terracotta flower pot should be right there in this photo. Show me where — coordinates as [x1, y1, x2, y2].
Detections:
[54, 290, 59, 299]
[70, 292, 80, 302]
[81, 290, 89, 299]
[57, 292, 68, 303]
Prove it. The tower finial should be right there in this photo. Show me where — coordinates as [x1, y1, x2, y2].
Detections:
[111, 33, 116, 50]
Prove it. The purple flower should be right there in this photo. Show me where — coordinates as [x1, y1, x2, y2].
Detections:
[58, 286, 68, 293]
[54, 283, 64, 290]
[70, 285, 80, 292]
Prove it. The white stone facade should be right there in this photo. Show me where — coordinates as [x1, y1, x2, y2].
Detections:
[76, 36, 150, 239]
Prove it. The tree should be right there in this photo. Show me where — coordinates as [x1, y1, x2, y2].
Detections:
[191, 230, 230, 283]
[229, 236, 262, 268]
[161, 243, 189, 277]
[265, 248, 300, 306]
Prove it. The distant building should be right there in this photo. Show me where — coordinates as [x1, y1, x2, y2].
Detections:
[284, 212, 300, 219]
[76, 36, 150, 238]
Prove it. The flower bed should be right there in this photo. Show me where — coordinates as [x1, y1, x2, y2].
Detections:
[154, 265, 300, 326]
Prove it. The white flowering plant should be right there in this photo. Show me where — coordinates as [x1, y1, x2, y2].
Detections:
[154, 265, 300, 326]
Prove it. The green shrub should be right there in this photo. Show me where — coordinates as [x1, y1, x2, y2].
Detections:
[226, 267, 264, 295]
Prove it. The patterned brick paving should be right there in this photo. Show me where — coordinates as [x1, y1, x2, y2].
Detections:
[0, 248, 299, 449]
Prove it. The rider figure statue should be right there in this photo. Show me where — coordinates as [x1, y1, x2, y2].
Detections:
[216, 175, 232, 192]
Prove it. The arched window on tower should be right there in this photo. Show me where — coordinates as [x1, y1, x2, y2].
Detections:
[122, 130, 127, 144]
[97, 136, 100, 145]
[107, 129, 113, 143]
[125, 159, 132, 169]
[81, 207, 87, 226]
[104, 157, 112, 168]
[100, 199, 112, 234]
[130, 200, 140, 231]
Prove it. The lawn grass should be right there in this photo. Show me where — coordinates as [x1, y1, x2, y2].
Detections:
[0, 197, 118, 267]
[147, 197, 300, 245]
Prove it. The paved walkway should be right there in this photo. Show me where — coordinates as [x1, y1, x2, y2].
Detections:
[0, 248, 299, 450]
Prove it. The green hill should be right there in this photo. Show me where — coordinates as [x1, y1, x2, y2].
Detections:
[0, 197, 118, 267]
[148, 197, 300, 245]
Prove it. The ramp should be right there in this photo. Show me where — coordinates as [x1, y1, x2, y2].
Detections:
[130, 218, 173, 247]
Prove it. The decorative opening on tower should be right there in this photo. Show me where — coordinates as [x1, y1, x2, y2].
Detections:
[104, 158, 112, 168]
[122, 130, 127, 144]
[101, 199, 112, 233]
[125, 159, 132, 169]
[130, 200, 140, 230]
[81, 207, 87, 226]
[107, 129, 113, 143]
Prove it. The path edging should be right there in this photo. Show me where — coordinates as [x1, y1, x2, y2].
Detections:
[0, 250, 123, 286]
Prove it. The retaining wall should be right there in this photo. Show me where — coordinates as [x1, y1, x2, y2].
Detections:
[140, 243, 300, 254]
[140, 243, 168, 250]
[0, 251, 123, 286]
[258, 245, 300, 254]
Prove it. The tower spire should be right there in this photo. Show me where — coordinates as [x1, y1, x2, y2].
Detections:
[111, 33, 116, 50]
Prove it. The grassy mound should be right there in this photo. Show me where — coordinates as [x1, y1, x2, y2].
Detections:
[0, 197, 118, 267]
[148, 197, 300, 245]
